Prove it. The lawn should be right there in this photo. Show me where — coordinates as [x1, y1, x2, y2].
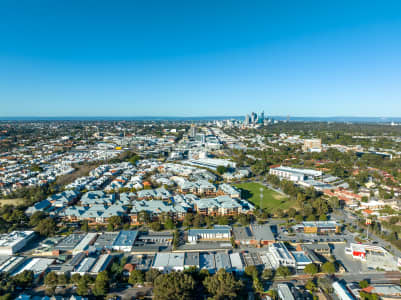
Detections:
[234, 182, 295, 210]
[0, 198, 25, 206]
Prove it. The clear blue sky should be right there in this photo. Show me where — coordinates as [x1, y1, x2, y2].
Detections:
[1, 0, 401, 117]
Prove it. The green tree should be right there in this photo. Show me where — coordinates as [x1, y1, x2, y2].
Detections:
[217, 165, 228, 175]
[35, 217, 56, 236]
[44, 271, 58, 287]
[165, 217, 175, 230]
[128, 269, 144, 285]
[76, 277, 90, 296]
[70, 273, 81, 284]
[93, 271, 109, 296]
[305, 279, 316, 291]
[276, 266, 292, 278]
[145, 268, 161, 283]
[321, 262, 336, 274]
[14, 270, 34, 289]
[304, 263, 319, 275]
[150, 221, 163, 231]
[203, 269, 244, 300]
[57, 273, 68, 285]
[107, 215, 123, 231]
[359, 280, 369, 289]
[262, 268, 274, 281]
[28, 211, 47, 227]
[244, 265, 258, 279]
[81, 220, 89, 232]
[153, 272, 196, 300]
[287, 208, 297, 219]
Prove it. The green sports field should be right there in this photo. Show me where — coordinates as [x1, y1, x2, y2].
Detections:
[234, 182, 295, 210]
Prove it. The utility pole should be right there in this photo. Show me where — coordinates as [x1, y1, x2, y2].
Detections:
[260, 187, 263, 214]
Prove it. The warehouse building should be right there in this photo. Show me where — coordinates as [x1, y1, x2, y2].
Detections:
[293, 221, 340, 234]
[0, 231, 35, 255]
[112, 230, 138, 252]
[188, 226, 231, 243]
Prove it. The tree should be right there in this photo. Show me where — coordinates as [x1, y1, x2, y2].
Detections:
[71, 273, 81, 285]
[276, 266, 292, 278]
[287, 208, 297, 219]
[93, 271, 109, 296]
[44, 271, 58, 287]
[304, 263, 319, 275]
[267, 290, 278, 300]
[35, 217, 56, 236]
[216, 165, 228, 175]
[58, 273, 68, 285]
[319, 214, 328, 221]
[244, 265, 258, 279]
[203, 269, 244, 300]
[150, 221, 163, 231]
[129, 269, 144, 285]
[359, 280, 369, 289]
[13, 270, 34, 289]
[153, 272, 196, 300]
[107, 215, 123, 231]
[81, 220, 89, 232]
[145, 268, 161, 283]
[29, 211, 47, 227]
[76, 277, 90, 296]
[262, 268, 274, 281]
[306, 215, 316, 221]
[321, 262, 336, 274]
[165, 217, 175, 230]
[305, 279, 316, 291]
[295, 214, 304, 223]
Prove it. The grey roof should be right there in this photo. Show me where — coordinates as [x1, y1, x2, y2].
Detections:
[214, 252, 231, 271]
[76, 257, 97, 273]
[112, 230, 138, 247]
[94, 232, 119, 249]
[251, 224, 275, 241]
[233, 226, 253, 241]
[68, 252, 86, 267]
[56, 234, 86, 251]
[184, 252, 199, 267]
[188, 227, 231, 237]
[200, 253, 215, 271]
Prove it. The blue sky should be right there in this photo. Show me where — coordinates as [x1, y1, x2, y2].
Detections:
[1, 0, 401, 117]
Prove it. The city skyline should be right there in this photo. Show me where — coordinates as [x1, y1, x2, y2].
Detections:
[2, 1, 401, 117]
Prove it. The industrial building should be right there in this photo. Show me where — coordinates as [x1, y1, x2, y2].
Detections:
[0, 231, 35, 255]
[112, 230, 138, 252]
[293, 221, 340, 234]
[269, 166, 322, 182]
[187, 226, 231, 243]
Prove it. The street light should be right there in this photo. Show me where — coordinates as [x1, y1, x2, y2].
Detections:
[259, 187, 263, 214]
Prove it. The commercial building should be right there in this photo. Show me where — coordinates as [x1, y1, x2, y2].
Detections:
[302, 139, 322, 152]
[233, 224, 275, 247]
[0, 231, 35, 255]
[293, 221, 340, 234]
[268, 242, 296, 269]
[291, 251, 312, 270]
[332, 281, 355, 300]
[188, 226, 231, 243]
[72, 233, 98, 255]
[269, 166, 322, 182]
[112, 230, 138, 252]
[277, 283, 295, 300]
[152, 252, 185, 272]
[345, 243, 387, 261]
[12, 257, 54, 278]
